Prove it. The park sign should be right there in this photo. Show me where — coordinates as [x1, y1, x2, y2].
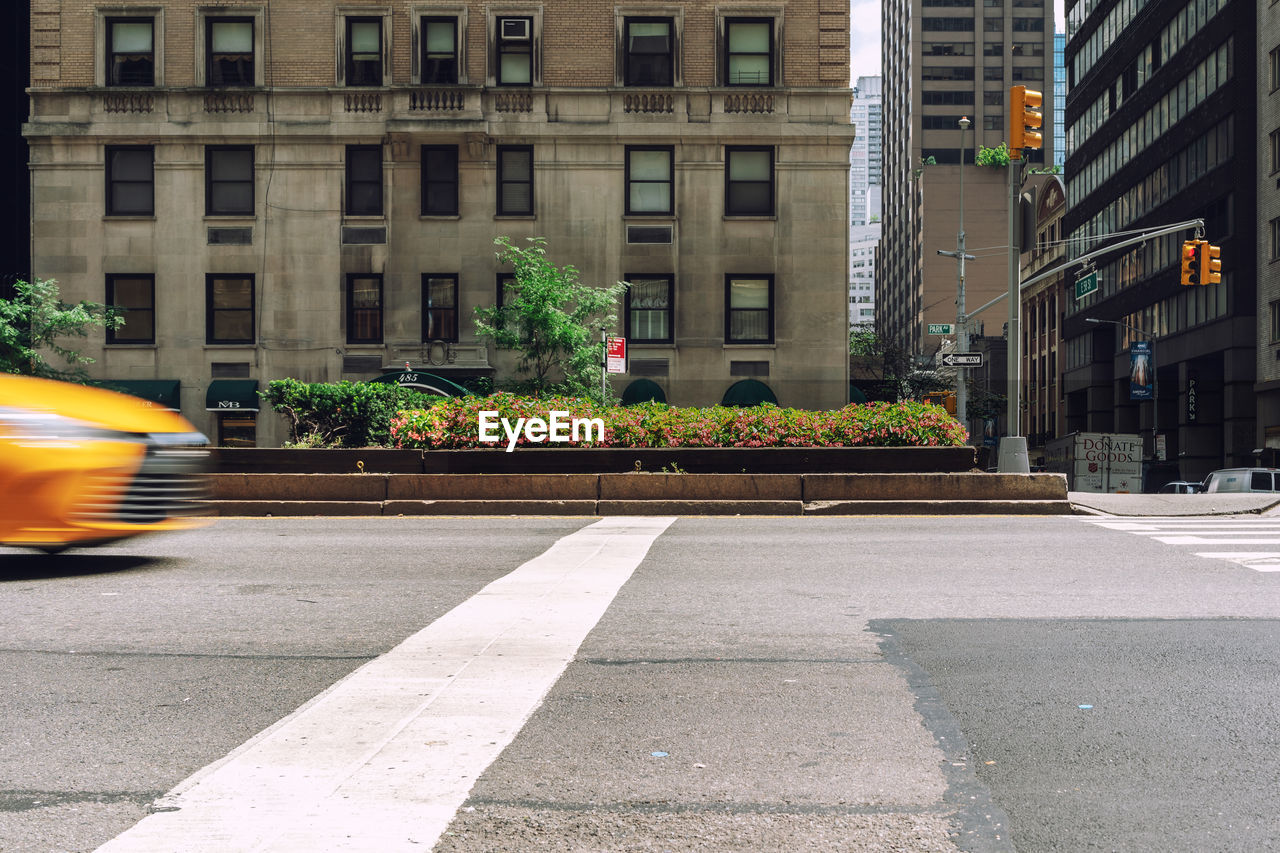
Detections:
[1075, 270, 1099, 300]
[927, 323, 954, 335]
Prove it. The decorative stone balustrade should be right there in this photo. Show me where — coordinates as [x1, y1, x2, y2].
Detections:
[204, 92, 255, 113]
[410, 88, 467, 112]
[102, 92, 154, 114]
[623, 92, 674, 114]
[344, 92, 382, 113]
[723, 92, 775, 114]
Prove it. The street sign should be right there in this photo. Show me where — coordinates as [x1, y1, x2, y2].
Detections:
[1075, 270, 1099, 300]
[941, 353, 983, 367]
[927, 323, 954, 335]
[606, 336, 627, 374]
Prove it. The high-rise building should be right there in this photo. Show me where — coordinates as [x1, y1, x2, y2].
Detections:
[2, 3, 30, 295]
[850, 75, 883, 226]
[1061, 0, 1256, 480]
[24, 1, 855, 446]
[1254, 4, 1280, 462]
[879, 0, 1055, 359]
[1053, 32, 1066, 169]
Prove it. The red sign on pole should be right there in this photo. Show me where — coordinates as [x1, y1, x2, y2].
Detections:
[606, 336, 627, 374]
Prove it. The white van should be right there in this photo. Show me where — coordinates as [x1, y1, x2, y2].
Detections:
[1201, 468, 1280, 493]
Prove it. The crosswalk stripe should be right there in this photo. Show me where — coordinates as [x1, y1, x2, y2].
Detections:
[96, 516, 676, 853]
[1077, 516, 1280, 573]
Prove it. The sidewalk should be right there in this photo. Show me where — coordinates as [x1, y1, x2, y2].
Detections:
[1069, 492, 1280, 517]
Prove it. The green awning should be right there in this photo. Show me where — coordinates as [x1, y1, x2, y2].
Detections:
[621, 378, 667, 406]
[104, 379, 181, 410]
[849, 384, 868, 404]
[206, 379, 260, 412]
[369, 370, 470, 397]
[720, 379, 778, 408]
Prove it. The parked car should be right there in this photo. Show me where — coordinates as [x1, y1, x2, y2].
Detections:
[1200, 468, 1280, 493]
[0, 375, 209, 553]
[1157, 480, 1202, 494]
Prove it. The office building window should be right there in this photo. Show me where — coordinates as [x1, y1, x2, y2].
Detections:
[725, 18, 773, 86]
[1271, 46, 1280, 92]
[1271, 301, 1280, 343]
[206, 274, 255, 344]
[725, 146, 774, 216]
[421, 145, 459, 215]
[625, 275, 674, 343]
[421, 17, 458, 83]
[984, 66, 1004, 81]
[1271, 129, 1280, 174]
[107, 18, 154, 86]
[207, 18, 254, 86]
[497, 146, 534, 215]
[106, 274, 155, 344]
[496, 16, 533, 85]
[626, 146, 674, 215]
[345, 17, 383, 86]
[725, 275, 773, 343]
[984, 89, 1004, 105]
[105, 146, 154, 216]
[1272, 218, 1280, 262]
[624, 17, 674, 86]
[347, 274, 383, 344]
[346, 145, 383, 216]
[206, 146, 254, 216]
[423, 274, 459, 342]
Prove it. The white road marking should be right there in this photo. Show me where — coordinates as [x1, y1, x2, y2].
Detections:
[1195, 552, 1280, 572]
[95, 516, 676, 853]
[1154, 536, 1280, 545]
[1079, 517, 1280, 573]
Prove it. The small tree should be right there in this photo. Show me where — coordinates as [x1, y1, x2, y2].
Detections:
[0, 278, 122, 381]
[975, 143, 1012, 167]
[475, 236, 626, 398]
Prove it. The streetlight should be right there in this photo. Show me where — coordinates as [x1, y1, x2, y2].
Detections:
[937, 117, 976, 432]
[1085, 317, 1159, 458]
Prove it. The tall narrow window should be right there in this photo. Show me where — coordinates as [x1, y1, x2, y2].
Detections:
[347, 274, 383, 344]
[107, 18, 154, 86]
[725, 275, 774, 344]
[624, 18, 674, 86]
[423, 274, 459, 342]
[206, 146, 254, 216]
[421, 145, 459, 215]
[422, 17, 459, 84]
[625, 275, 674, 343]
[497, 146, 533, 215]
[105, 146, 154, 216]
[626, 147, 674, 215]
[106, 274, 155, 344]
[1270, 300, 1280, 343]
[207, 18, 254, 87]
[206, 274, 255, 344]
[1271, 129, 1280, 174]
[497, 16, 533, 85]
[724, 147, 774, 216]
[346, 17, 382, 86]
[725, 18, 773, 86]
[346, 145, 383, 216]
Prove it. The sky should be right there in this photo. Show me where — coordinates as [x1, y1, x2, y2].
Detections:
[849, 0, 1068, 83]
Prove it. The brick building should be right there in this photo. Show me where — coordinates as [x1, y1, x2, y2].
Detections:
[24, 0, 854, 446]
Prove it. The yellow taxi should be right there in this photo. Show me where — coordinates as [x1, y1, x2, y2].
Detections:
[0, 375, 209, 552]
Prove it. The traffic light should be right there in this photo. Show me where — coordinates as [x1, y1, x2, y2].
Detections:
[1201, 243, 1222, 285]
[1009, 85, 1043, 158]
[923, 391, 957, 416]
[1179, 240, 1202, 286]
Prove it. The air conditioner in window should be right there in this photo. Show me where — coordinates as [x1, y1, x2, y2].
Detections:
[500, 18, 530, 40]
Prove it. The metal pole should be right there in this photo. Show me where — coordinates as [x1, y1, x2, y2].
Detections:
[1006, 157, 1020, 437]
[601, 328, 607, 406]
[956, 116, 970, 434]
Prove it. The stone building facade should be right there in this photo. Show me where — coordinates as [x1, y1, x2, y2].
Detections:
[25, 0, 854, 446]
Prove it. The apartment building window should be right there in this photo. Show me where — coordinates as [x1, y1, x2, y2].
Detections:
[346, 145, 383, 216]
[1272, 218, 1280, 261]
[421, 17, 459, 83]
[421, 145, 459, 215]
[347, 274, 383, 344]
[1271, 300, 1280, 343]
[345, 17, 383, 86]
[497, 146, 534, 215]
[496, 16, 534, 85]
[625, 275, 674, 343]
[1271, 46, 1280, 92]
[725, 147, 774, 216]
[624, 17, 674, 86]
[106, 275, 155, 344]
[206, 146, 254, 216]
[206, 274, 255, 344]
[626, 146, 674, 215]
[725, 275, 773, 344]
[207, 18, 254, 86]
[725, 18, 773, 86]
[1271, 129, 1280, 174]
[422, 274, 459, 342]
[105, 146, 154, 216]
[107, 18, 154, 86]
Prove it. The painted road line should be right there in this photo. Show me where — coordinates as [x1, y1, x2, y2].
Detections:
[1153, 536, 1280, 545]
[1194, 552, 1280, 572]
[96, 516, 676, 853]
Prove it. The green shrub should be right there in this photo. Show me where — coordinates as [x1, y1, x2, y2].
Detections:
[262, 379, 448, 447]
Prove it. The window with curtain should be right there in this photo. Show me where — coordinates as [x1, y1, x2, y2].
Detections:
[347, 274, 383, 344]
[346, 17, 382, 85]
[626, 275, 674, 343]
[107, 19, 154, 86]
[421, 17, 458, 83]
[423, 274, 459, 342]
[207, 18, 254, 86]
[206, 274, 255, 344]
[625, 18, 673, 85]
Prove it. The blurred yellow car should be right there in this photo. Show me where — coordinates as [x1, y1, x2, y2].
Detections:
[0, 375, 209, 552]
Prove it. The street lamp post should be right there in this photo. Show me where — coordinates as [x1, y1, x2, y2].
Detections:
[955, 116, 971, 431]
[1085, 317, 1159, 457]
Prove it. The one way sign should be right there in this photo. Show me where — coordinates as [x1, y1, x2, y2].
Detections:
[941, 353, 983, 367]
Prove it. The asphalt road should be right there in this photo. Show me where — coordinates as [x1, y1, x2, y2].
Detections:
[2, 515, 1279, 852]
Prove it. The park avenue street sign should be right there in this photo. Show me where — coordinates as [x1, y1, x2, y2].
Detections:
[941, 353, 983, 367]
[1075, 270, 1099, 300]
[927, 323, 954, 335]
